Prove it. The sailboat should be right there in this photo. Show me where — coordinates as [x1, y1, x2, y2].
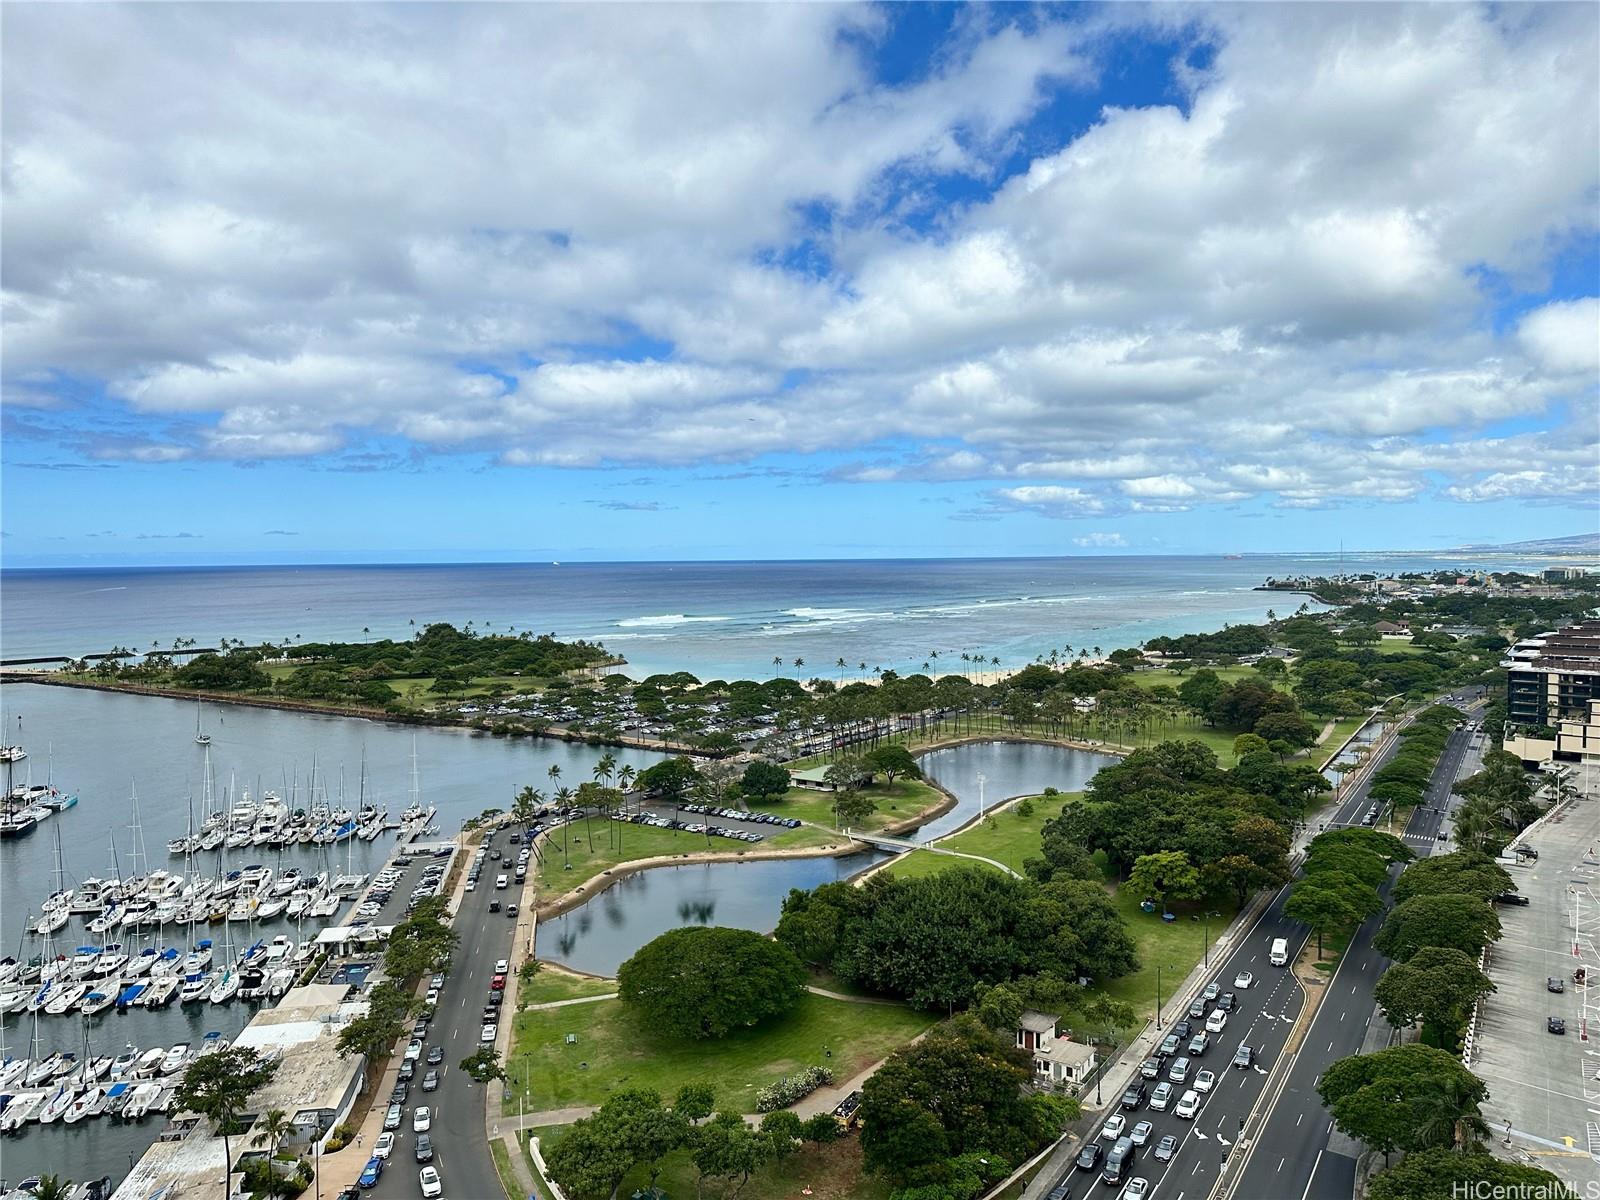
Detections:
[194, 703, 211, 746]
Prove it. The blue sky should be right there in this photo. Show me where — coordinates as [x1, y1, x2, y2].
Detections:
[3, 3, 1596, 566]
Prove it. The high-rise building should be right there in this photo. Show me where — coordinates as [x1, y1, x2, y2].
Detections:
[1506, 621, 1600, 728]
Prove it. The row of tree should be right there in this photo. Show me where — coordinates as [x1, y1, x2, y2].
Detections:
[1366, 705, 1464, 810]
[1284, 828, 1411, 956]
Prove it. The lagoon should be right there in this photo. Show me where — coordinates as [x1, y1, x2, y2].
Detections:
[535, 739, 1118, 976]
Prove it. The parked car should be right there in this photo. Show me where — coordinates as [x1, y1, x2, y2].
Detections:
[358, 1157, 383, 1189]
[1100, 1114, 1127, 1141]
[404, 1040, 423, 1061]
[382, 1104, 402, 1131]
[481, 1022, 498, 1043]
[1120, 1083, 1146, 1111]
[1549, 977, 1566, 993]
[373, 1132, 395, 1160]
[427, 1044, 445, 1064]
[389, 1083, 408, 1106]
[1498, 893, 1530, 906]
[397, 1059, 415, 1082]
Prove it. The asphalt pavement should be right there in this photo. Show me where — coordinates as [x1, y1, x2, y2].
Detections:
[1037, 691, 1484, 1200]
[365, 830, 518, 1200]
[1229, 697, 1482, 1200]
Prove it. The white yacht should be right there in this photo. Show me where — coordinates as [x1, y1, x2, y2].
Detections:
[159, 1042, 190, 1074]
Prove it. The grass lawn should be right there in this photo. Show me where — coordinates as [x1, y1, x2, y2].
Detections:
[884, 790, 1080, 882]
[746, 777, 949, 833]
[1317, 715, 1368, 763]
[1101, 886, 1241, 1023]
[490, 1135, 522, 1200]
[517, 963, 618, 1006]
[503, 991, 933, 1114]
[538, 1125, 891, 1200]
[1127, 665, 1262, 690]
[536, 817, 837, 897]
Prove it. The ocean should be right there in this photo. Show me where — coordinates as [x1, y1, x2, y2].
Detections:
[0, 554, 1496, 682]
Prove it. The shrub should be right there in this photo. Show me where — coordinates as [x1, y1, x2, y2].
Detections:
[754, 1065, 835, 1113]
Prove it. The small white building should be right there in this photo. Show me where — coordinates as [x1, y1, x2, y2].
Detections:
[1017, 1010, 1098, 1091]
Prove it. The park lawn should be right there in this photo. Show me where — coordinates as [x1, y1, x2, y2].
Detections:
[1127, 665, 1264, 691]
[517, 964, 618, 1006]
[1100, 884, 1241, 1023]
[503, 991, 933, 1114]
[883, 791, 1081, 881]
[747, 776, 948, 833]
[535, 817, 838, 897]
[537, 1124, 892, 1200]
[1317, 715, 1368, 761]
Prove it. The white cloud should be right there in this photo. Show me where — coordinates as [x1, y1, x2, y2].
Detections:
[1519, 298, 1600, 375]
[2, 2, 1596, 516]
[1072, 532, 1128, 548]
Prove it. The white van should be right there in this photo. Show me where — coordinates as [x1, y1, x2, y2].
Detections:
[1269, 937, 1289, 967]
[495, 873, 509, 890]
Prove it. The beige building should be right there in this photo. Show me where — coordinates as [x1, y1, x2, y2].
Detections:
[1017, 1010, 1098, 1091]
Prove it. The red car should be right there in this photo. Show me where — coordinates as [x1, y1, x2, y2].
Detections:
[490, 974, 506, 991]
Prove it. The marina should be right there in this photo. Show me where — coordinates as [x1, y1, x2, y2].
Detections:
[0, 682, 663, 1185]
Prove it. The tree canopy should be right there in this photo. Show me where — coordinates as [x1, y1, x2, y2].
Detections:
[1316, 1044, 1488, 1155]
[1374, 893, 1502, 963]
[617, 926, 807, 1040]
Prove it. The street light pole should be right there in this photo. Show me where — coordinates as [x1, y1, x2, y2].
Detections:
[1156, 964, 1164, 1029]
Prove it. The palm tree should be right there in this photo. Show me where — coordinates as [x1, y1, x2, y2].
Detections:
[617, 764, 636, 816]
[29, 1177, 71, 1200]
[252, 1107, 292, 1158]
[773, 655, 783, 678]
[554, 785, 575, 869]
[793, 657, 804, 674]
[836, 657, 847, 683]
[547, 763, 561, 790]
[1412, 1074, 1490, 1152]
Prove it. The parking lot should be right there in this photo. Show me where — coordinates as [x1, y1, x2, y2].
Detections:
[1472, 791, 1600, 1194]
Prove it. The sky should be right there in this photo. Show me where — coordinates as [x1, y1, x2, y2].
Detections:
[2, 2, 1597, 566]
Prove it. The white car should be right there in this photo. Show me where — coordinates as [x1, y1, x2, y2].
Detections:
[373, 1131, 395, 1160]
[419, 1166, 442, 1199]
[404, 1040, 423, 1062]
[1206, 1009, 1228, 1034]
[464, 879, 476, 891]
[413, 1106, 431, 1133]
[425, 987, 440, 1006]
[1100, 1113, 1127, 1141]
[1195, 1069, 1216, 1094]
[494, 959, 509, 973]
[481, 1022, 498, 1043]
[1175, 1088, 1201, 1119]
[1234, 970, 1255, 989]
[1119, 1180, 1150, 1200]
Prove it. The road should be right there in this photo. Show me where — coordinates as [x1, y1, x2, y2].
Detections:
[1037, 692, 1482, 1200]
[366, 830, 518, 1200]
[1230, 697, 1482, 1200]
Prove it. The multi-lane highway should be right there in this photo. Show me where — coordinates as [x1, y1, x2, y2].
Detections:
[1229, 699, 1482, 1200]
[363, 829, 518, 1200]
[1039, 694, 1482, 1200]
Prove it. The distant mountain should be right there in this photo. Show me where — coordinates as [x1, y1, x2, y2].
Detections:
[1457, 532, 1600, 555]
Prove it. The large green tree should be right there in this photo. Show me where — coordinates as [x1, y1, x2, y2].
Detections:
[1374, 947, 1495, 1047]
[1373, 894, 1502, 963]
[1316, 1044, 1488, 1155]
[174, 1047, 281, 1192]
[689, 1111, 772, 1199]
[545, 1089, 689, 1200]
[1125, 850, 1202, 909]
[1285, 875, 1377, 957]
[738, 760, 791, 802]
[1391, 853, 1514, 906]
[1366, 1148, 1569, 1200]
[618, 926, 807, 1040]
[860, 1016, 1073, 1184]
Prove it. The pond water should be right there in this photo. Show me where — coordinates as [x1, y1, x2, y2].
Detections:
[536, 739, 1118, 976]
[1321, 718, 1387, 787]
[0, 682, 665, 1186]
